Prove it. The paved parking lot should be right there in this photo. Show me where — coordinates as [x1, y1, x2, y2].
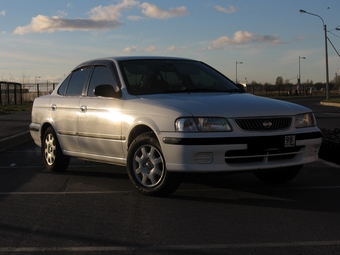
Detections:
[0, 96, 339, 254]
[0, 138, 340, 254]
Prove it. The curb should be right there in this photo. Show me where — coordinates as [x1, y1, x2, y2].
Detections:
[320, 101, 340, 107]
[0, 131, 32, 153]
[318, 158, 340, 169]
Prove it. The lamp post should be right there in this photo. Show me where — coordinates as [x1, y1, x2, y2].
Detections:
[236, 61, 243, 84]
[35, 76, 40, 85]
[298, 56, 306, 85]
[300, 9, 329, 100]
[297, 56, 306, 93]
[35, 76, 41, 97]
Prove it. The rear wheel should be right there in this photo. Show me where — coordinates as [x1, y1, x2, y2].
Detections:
[127, 132, 181, 196]
[42, 127, 70, 172]
[253, 165, 303, 184]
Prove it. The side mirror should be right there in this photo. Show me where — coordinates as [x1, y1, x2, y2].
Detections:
[94, 84, 119, 97]
[235, 84, 247, 92]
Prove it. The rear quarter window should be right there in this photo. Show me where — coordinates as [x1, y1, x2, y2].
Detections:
[57, 74, 71, 95]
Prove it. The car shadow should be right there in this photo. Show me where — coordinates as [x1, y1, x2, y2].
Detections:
[170, 165, 340, 213]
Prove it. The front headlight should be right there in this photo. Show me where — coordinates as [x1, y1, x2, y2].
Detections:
[295, 113, 316, 128]
[175, 117, 232, 132]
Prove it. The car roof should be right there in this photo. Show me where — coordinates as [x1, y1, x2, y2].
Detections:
[100, 56, 193, 61]
[74, 56, 195, 69]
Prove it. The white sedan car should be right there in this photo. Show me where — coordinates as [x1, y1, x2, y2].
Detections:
[29, 56, 322, 196]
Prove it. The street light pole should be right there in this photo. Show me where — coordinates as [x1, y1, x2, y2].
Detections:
[35, 76, 41, 97]
[236, 61, 243, 84]
[300, 9, 329, 100]
[298, 56, 306, 84]
[324, 23, 329, 99]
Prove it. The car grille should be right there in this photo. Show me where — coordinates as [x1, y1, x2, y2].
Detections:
[234, 117, 292, 131]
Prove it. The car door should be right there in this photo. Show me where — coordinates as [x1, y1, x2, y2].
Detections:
[50, 67, 91, 153]
[78, 64, 125, 161]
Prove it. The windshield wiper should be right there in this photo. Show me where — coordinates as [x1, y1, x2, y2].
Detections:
[225, 88, 244, 93]
[182, 88, 227, 93]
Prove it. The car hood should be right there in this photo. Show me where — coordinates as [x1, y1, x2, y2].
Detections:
[138, 93, 311, 118]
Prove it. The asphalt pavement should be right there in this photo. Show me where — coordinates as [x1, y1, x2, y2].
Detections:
[0, 111, 32, 153]
[1, 98, 339, 254]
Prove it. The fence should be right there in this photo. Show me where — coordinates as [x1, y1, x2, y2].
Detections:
[0, 81, 339, 106]
[0, 81, 58, 105]
[244, 83, 340, 97]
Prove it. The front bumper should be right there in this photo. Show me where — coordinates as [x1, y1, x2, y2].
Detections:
[161, 131, 322, 172]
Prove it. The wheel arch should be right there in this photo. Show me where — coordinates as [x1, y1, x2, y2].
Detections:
[127, 124, 156, 149]
[40, 122, 53, 143]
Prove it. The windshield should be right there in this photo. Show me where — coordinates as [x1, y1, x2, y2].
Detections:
[119, 59, 241, 95]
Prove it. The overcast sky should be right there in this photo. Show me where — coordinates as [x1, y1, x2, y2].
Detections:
[1, 0, 340, 85]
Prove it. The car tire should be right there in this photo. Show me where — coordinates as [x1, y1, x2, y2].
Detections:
[42, 127, 70, 172]
[253, 165, 303, 184]
[127, 132, 181, 196]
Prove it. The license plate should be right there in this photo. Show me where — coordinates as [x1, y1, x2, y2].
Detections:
[284, 135, 295, 147]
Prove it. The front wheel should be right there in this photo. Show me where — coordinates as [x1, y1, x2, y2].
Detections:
[127, 132, 181, 196]
[253, 165, 303, 184]
[42, 127, 70, 172]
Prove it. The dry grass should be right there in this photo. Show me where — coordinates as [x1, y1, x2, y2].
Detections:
[0, 102, 32, 115]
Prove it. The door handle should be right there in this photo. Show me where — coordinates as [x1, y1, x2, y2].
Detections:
[51, 104, 57, 111]
[80, 105, 87, 112]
